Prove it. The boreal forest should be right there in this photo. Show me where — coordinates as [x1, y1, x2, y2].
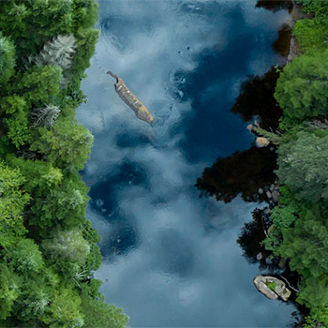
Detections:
[265, 1, 328, 326]
[0, 1, 127, 327]
[0, 0, 327, 327]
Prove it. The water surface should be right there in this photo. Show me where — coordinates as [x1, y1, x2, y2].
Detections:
[77, 1, 296, 326]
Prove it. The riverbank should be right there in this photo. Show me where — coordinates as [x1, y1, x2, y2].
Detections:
[286, 0, 311, 62]
[0, 2, 128, 326]
[262, 0, 328, 326]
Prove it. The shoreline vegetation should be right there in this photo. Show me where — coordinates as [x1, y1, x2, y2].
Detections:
[0, 0, 326, 327]
[0, 1, 127, 327]
[197, 0, 328, 326]
[262, 0, 328, 326]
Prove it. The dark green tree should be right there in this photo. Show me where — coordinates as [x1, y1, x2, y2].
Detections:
[275, 49, 328, 126]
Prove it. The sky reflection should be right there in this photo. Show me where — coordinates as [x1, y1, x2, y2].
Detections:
[77, 1, 295, 326]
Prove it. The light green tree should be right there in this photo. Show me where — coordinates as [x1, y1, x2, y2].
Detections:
[275, 49, 328, 125]
[277, 131, 328, 202]
[0, 161, 29, 247]
[0, 266, 22, 320]
[31, 120, 93, 170]
[43, 229, 90, 264]
[0, 34, 15, 85]
[5, 239, 44, 274]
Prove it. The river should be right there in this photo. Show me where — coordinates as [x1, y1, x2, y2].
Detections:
[77, 1, 297, 326]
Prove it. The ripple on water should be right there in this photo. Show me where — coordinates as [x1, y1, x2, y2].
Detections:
[78, 0, 297, 326]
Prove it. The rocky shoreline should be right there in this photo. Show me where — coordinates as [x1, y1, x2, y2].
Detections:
[286, 0, 311, 62]
[251, 0, 310, 302]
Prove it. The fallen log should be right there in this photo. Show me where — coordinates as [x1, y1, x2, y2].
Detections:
[107, 71, 154, 125]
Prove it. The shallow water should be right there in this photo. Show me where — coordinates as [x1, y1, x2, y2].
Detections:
[77, 1, 296, 326]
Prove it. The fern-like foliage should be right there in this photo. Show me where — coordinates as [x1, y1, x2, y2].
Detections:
[31, 104, 60, 127]
[29, 35, 76, 71]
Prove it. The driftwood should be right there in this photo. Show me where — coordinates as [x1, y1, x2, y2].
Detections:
[107, 71, 154, 125]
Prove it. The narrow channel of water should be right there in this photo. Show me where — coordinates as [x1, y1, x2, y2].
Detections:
[77, 1, 296, 326]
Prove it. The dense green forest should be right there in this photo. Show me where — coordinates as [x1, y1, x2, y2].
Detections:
[0, 1, 127, 327]
[263, 0, 328, 326]
[1, 0, 328, 327]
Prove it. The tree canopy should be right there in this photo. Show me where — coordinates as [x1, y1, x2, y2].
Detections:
[263, 1, 328, 325]
[275, 49, 328, 126]
[0, 0, 128, 327]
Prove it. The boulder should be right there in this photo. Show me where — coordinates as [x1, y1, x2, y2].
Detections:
[255, 137, 270, 148]
[272, 190, 280, 203]
[253, 275, 292, 301]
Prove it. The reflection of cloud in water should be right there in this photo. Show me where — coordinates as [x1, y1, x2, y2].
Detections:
[77, 0, 294, 326]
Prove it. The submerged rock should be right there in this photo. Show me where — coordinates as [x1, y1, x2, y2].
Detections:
[107, 71, 154, 125]
[256, 137, 270, 148]
[253, 275, 292, 301]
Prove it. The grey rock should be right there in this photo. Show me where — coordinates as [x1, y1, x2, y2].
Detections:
[253, 275, 292, 301]
[256, 137, 270, 148]
[256, 252, 263, 261]
[272, 191, 280, 203]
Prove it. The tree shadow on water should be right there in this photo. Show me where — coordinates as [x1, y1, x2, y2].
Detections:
[231, 67, 282, 131]
[196, 146, 277, 203]
[255, 0, 293, 13]
[195, 42, 307, 323]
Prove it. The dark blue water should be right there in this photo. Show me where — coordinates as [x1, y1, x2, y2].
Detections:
[77, 1, 296, 326]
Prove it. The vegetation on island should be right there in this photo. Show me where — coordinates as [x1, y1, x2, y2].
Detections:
[0, 1, 128, 327]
